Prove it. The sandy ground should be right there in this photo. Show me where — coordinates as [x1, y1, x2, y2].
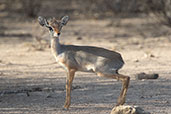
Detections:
[0, 17, 171, 114]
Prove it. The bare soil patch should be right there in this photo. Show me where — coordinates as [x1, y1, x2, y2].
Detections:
[0, 17, 171, 114]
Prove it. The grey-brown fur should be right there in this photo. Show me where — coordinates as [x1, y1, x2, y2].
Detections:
[38, 16, 130, 109]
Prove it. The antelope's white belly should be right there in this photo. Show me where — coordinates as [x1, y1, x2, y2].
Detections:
[78, 64, 95, 72]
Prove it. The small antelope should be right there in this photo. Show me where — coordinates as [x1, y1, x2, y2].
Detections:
[38, 16, 130, 109]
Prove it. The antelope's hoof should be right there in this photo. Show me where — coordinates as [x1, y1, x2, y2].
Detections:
[64, 102, 70, 109]
[116, 99, 125, 106]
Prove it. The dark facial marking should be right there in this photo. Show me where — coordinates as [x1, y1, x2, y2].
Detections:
[49, 27, 53, 31]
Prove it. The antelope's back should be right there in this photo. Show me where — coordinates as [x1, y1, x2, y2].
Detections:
[62, 45, 125, 71]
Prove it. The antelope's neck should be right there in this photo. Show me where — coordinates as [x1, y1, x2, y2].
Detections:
[51, 37, 62, 57]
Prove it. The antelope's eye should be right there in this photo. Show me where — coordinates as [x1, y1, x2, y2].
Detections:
[49, 27, 53, 31]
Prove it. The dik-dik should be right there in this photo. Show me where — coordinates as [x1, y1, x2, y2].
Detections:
[38, 16, 130, 109]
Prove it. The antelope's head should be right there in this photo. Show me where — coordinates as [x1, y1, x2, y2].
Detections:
[38, 16, 69, 37]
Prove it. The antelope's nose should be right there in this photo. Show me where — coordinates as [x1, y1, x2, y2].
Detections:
[58, 33, 60, 36]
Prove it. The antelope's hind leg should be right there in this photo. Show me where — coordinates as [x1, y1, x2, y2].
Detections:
[115, 74, 130, 106]
[96, 72, 130, 106]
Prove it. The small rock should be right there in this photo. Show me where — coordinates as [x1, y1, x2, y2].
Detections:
[149, 54, 155, 58]
[46, 94, 53, 98]
[111, 105, 150, 114]
[144, 53, 155, 58]
[76, 37, 82, 40]
[135, 72, 159, 80]
[140, 96, 145, 99]
[134, 59, 139, 62]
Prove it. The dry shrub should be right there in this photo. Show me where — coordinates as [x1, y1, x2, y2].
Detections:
[102, 0, 148, 14]
[148, 0, 171, 27]
[78, 0, 149, 16]
[1, 0, 41, 18]
[20, 0, 41, 18]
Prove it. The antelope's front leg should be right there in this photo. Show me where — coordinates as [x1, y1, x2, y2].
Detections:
[64, 69, 75, 109]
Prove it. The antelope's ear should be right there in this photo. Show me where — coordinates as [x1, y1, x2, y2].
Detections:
[38, 16, 49, 27]
[61, 15, 69, 26]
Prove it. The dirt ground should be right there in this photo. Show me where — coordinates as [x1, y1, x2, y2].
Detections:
[0, 16, 171, 114]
